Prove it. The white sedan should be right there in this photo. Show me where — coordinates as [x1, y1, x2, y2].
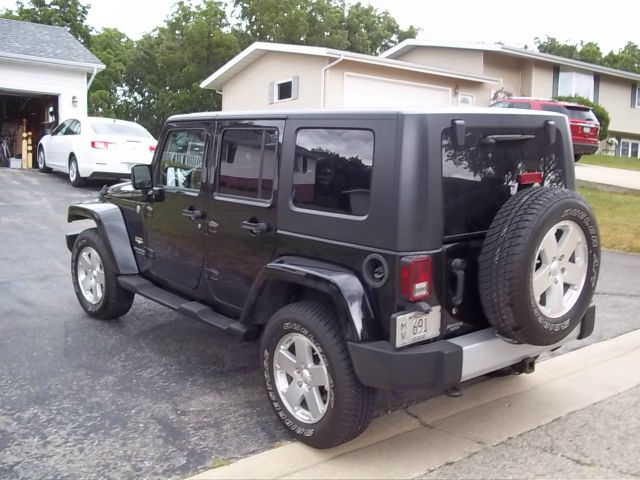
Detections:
[37, 117, 157, 187]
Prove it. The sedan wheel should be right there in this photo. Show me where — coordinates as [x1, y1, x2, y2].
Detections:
[69, 157, 85, 187]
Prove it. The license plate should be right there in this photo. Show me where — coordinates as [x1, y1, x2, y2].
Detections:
[583, 127, 591, 133]
[393, 307, 441, 348]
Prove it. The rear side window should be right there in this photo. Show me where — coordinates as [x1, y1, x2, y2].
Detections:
[218, 128, 278, 202]
[540, 104, 569, 114]
[442, 127, 565, 237]
[565, 107, 598, 122]
[292, 129, 374, 216]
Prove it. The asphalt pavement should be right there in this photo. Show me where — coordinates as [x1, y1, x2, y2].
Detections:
[0, 168, 639, 480]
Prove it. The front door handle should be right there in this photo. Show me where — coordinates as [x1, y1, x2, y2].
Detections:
[182, 208, 205, 221]
[241, 220, 270, 235]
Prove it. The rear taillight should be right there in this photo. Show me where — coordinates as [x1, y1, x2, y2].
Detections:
[518, 172, 543, 185]
[400, 256, 432, 302]
[149, 145, 156, 152]
[91, 140, 115, 150]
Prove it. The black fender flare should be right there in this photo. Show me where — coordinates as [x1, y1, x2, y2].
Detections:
[66, 202, 138, 275]
[241, 256, 376, 342]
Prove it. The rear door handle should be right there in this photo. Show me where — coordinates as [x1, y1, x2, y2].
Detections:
[181, 208, 205, 221]
[241, 220, 269, 234]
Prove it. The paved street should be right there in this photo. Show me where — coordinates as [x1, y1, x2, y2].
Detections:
[0, 168, 639, 480]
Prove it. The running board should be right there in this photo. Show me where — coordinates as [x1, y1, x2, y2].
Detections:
[118, 275, 249, 338]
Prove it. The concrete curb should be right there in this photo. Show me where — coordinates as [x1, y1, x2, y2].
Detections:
[189, 330, 640, 479]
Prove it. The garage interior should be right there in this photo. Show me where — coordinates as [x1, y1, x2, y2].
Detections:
[0, 90, 58, 168]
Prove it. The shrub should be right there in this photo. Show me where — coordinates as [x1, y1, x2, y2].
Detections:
[555, 95, 610, 141]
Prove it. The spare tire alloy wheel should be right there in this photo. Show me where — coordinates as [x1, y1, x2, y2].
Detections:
[479, 187, 600, 346]
[532, 220, 588, 319]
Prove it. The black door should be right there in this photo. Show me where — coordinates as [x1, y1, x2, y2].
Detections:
[204, 120, 283, 309]
[144, 124, 210, 290]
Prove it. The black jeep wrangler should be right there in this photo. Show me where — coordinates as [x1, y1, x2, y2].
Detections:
[66, 109, 600, 448]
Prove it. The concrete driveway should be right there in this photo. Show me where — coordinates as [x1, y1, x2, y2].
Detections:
[575, 163, 640, 192]
[0, 169, 638, 480]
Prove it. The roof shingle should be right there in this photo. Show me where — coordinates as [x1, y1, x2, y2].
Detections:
[0, 18, 103, 67]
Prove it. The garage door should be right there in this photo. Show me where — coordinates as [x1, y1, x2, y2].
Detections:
[343, 73, 451, 108]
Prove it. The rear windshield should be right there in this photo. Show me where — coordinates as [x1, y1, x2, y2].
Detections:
[442, 127, 565, 238]
[90, 121, 152, 138]
[564, 107, 598, 122]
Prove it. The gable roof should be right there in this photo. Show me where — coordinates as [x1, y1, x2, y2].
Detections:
[381, 39, 640, 83]
[200, 42, 499, 90]
[0, 18, 104, 71]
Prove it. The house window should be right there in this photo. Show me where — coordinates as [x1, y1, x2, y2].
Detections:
[558, 71, 594, 101]
[635, 87, 640, 108]
[269, 76, 299, 104]
[619, 139, 640, 158]
[276, 80, 293, 101]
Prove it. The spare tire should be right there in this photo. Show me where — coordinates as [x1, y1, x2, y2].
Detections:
[479, 187, 600, 345]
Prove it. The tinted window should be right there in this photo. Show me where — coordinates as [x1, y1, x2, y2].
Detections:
[292, 129, 374, 216]
[540, 104, 568, 114]
[565, 107, 598, 122]
[64, 119, 81, 135]
[159, 130, 206, 190]
[508, 102, 532, 109]
[218, 128, 278, 201]
[442, 127, 565, 237]
[91, 121, 152, 138]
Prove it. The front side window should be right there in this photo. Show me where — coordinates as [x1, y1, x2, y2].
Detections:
[292, 129, 374, 216]
[64, 120, 81, 135]
[52, 120, 71, 136]
[218, 128, 278, 201]
[159, 130, 206, 190]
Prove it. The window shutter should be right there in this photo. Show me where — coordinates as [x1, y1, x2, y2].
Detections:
[291, 76, 300, 100]
[268, 82, 275, 104]
[631, 83, 638, 107]
[593, 75, 600, 103]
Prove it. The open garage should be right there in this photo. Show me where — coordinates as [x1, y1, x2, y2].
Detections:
[0, 18, 104, 168]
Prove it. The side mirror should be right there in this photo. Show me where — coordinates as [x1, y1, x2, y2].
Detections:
[131, 164, 152, 190]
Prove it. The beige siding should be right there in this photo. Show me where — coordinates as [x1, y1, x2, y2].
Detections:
[482, 52, 522, 98]
[393, 47, 484, 76]
[531, 62, 554, 98]
[221, 52, 327, 110]
[324, 60, 486, 108]
[598, 76, 640, 136]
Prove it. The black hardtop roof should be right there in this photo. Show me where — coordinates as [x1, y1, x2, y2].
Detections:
[167, 107, 566, 123]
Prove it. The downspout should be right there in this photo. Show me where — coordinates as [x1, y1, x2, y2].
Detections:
[320, 55, 345, 108]
[87, 67, 98, 90]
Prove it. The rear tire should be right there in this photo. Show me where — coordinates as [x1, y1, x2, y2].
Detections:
[71, 228, 134, 320]
[69, 155, 86, 187]
[261, 301, 374, 448]
[479, 187, 600, 345]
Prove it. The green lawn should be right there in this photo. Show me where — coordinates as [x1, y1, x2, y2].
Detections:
[578, 186, 640, 253]
[580, 154, 640, 172]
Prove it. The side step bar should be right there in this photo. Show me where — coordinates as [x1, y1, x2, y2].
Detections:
[118, 275, 250, 338]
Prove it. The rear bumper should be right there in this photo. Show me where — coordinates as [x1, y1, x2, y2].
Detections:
[573, 142, 599, 155]
[348, 305, 595, 391]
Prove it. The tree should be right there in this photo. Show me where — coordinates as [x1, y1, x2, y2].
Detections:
[1, 0, 92, 45]
[535, 36, 579, 59]
[603, 42, 640, 74]
[555, 95, 610, 141]
[89, 28, 134, 118]
[122, 0, 241, 135]
[233, 0, 417, 55]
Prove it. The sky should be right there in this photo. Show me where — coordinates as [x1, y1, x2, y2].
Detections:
[0, 0, 638, 54]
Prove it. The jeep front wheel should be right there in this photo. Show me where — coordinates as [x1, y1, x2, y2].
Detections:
[261, 301, 374, 448]
[71, 228, 134, 319]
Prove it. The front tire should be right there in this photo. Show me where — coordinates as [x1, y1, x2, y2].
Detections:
[69, 155, 86, 187]
[261, 301, 374, 448]
[37, 147, 51, 173]
[71, 228, 134, 319]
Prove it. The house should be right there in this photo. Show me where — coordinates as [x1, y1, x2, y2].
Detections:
[202, 40, 640, 158]
[0, 18, 104, 160]
[200, 42, 500, 111]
